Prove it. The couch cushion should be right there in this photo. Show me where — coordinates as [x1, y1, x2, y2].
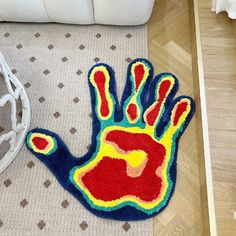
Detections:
[0, 0, 94, 24]
[0, 0, 48, 22]
[44, 0, 94, 24]
[0, 0, 154, 25]
[93, 0, 155, 25]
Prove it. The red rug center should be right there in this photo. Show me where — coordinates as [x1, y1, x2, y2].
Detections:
[81, 130, 166, 202]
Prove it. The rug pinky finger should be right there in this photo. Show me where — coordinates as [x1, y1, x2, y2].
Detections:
[161, 96, 195, 141]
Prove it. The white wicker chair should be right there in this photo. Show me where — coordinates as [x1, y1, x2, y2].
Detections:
[0, 52, 30, 173]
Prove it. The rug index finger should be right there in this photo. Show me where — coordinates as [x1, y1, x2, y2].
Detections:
[123, 59, 153, 124]
[89, 64, 115, 121]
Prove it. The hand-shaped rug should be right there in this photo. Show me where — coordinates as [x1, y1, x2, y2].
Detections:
[26, 58, 195, 221]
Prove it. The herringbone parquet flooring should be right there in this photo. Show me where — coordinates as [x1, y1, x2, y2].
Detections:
[148, 1, 207, 235]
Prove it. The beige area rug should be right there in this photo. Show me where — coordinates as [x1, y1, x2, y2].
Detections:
[0, 23, 152, 235]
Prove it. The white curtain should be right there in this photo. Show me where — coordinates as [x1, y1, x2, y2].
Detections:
[212, 0, 236, 19]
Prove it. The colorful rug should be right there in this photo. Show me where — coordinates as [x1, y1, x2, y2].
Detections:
[0, 23, 152, 235]
[26, 58, 195, 221]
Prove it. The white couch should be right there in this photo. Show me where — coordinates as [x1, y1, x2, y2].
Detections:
[0, 0, 155, 25]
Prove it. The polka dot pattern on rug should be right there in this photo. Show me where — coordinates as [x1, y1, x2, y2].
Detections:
[0, 23, 151, 236]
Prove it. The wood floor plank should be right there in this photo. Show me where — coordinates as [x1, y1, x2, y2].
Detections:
[198, 0, 236, 235]
[148, 0, 208, 235]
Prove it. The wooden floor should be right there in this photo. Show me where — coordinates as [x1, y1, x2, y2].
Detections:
[148, 1, 209, 235]
[148, 0, 236, 235]
[198, 1, 236, 235]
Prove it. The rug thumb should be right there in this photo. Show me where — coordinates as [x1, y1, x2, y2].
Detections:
[25, 128, 77, 181]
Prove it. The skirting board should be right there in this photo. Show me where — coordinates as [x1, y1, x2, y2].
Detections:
[189, 0, 218, 235]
